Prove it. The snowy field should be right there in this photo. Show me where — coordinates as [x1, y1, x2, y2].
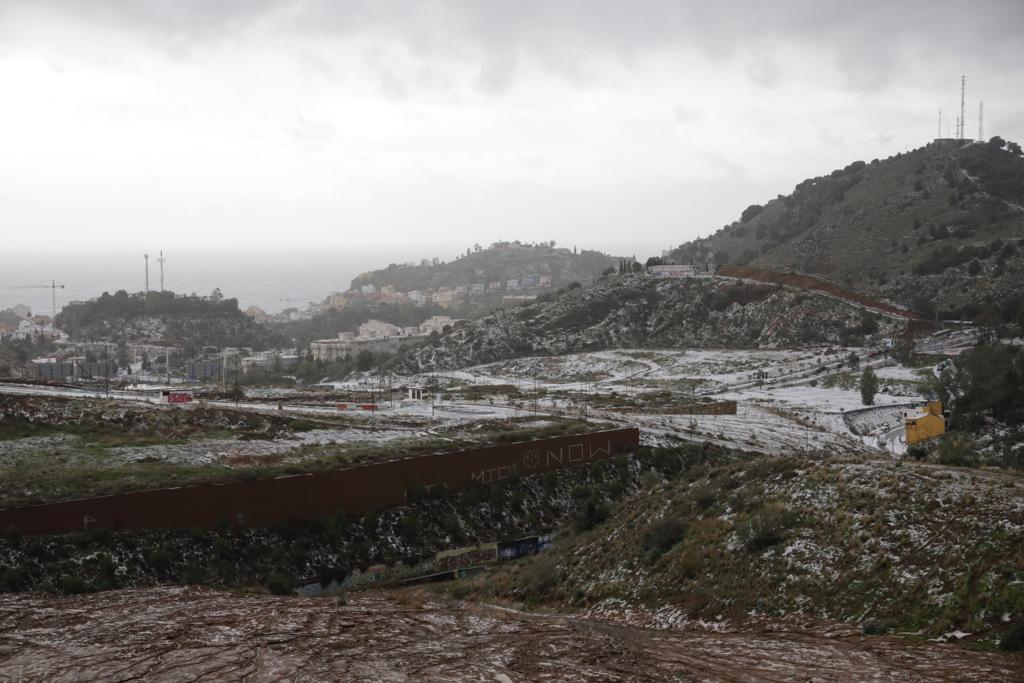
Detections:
[388, 348, 936, 456]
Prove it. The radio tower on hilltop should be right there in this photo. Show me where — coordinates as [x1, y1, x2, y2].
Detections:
[144, 253, 150, 294]
[158, 250, 166, 291]
[978, 101, 984, 141]
[958, 74, 966, 140]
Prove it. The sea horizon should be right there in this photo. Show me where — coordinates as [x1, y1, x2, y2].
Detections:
[0, 241, 667, 316]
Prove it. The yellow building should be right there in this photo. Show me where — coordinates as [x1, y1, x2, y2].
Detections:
[905, 401, 945, 445]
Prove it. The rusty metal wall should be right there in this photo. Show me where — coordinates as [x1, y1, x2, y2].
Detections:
[0, 428, 639, 535]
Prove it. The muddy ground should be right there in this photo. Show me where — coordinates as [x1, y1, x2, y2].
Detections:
[0, 587, 1019, 682]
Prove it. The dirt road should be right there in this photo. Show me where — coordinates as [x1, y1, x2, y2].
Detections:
[0, 587, 1019, 682]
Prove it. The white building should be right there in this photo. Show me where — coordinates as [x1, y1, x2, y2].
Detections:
[358, 319, 402, 339]
[9, 318, 64, 341]
[311, 321, 427, 362]
[420, 315, 462, 335]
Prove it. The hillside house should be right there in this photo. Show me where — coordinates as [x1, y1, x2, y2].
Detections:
[905, 401, 945, 445]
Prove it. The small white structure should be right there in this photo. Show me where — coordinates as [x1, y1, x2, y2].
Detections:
[420, 315, 461, 335]
[648, 264, 695, 278]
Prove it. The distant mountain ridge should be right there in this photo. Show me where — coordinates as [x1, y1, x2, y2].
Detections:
[670, 138, 1024, 324]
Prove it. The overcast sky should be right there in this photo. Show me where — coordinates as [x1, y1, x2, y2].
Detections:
[2, 0, 1022, 254]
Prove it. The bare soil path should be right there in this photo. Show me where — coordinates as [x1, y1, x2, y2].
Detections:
[0, 587, 1019, 682]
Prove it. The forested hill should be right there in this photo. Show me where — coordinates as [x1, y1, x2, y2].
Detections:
[55, 290, 284, 353]
[670, 137, 1024, 325]
[349, 242, 623, 293]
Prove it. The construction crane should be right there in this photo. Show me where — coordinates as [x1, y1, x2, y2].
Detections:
[6, 280, 66, 318]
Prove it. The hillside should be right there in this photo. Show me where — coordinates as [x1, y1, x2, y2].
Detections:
[456, 454, 1024, 645]
[351, 242, 621, 292]
[670, 138, 1024, 323]
[55, 290, 284, 354]
[397, 274, 907, 372]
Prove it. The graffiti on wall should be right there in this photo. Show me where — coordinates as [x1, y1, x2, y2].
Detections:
[0, 428, 639, 535]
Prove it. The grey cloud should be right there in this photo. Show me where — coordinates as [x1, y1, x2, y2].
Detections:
[8, 0, 1023, 94]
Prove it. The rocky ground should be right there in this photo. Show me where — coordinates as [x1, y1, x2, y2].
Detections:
[398, 275, 907, 373]
[0, 586, 1020, 682]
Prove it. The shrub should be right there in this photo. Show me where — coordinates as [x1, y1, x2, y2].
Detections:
[574, 499, 609, 532]
[0, 566, 28, 592]
[59, 575, 92, 595]
[861, 618, 890, 635]
[522, 554, 559, 598]
[267, 572, 296, 596]
[934, 434, 979, 467]
[906, 444, 928, 461]
[641, 518, 687, 565]
[1000, 618, 1024, 651]
[739, 505, 797, 553]
[146, 547, 173, 574]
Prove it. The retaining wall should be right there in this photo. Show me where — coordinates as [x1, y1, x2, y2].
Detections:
[0, 428, 639, 535]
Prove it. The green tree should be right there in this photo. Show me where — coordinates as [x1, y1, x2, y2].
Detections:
[356, 349, 374, 372]
[860, 366, 879, 405]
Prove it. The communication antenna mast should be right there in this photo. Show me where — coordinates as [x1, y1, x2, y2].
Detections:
[144, 253, 149, 294]
[978, 101, 984, 141]
[938, 109, 942, 139]
[959, 74, 966, 140]
[157, 250, 166, 291]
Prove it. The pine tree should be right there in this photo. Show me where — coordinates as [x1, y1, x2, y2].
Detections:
[860, 366, 879, 405]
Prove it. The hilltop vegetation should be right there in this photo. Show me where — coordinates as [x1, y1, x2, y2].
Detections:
[670, 138, 1024, 324]
[398, 274, 904, 372]
[56, 290, 284, 354]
